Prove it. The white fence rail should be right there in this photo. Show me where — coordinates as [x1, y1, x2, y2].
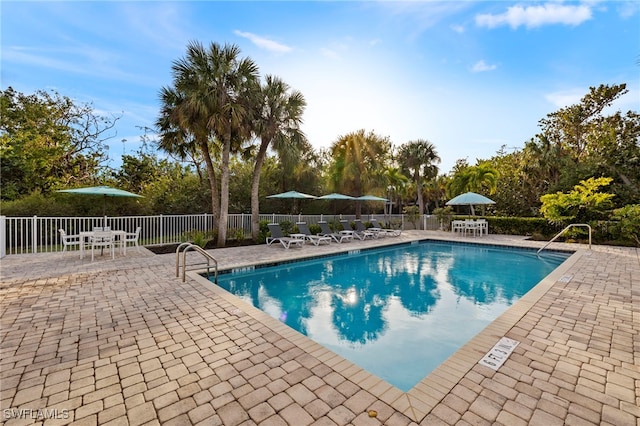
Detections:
[1, 213, 439, 256]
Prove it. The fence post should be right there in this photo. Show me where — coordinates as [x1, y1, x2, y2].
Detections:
[32, 215, 38, 254]
[160, 215, 164, 245]
[0, 216, 5, 258]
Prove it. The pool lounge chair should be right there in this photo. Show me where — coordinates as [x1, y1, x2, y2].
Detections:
[353, 219, 379, 239]
[348, 219, 377, 240]
[267, 223, 305, 249]
[318, 221, 353, 243]
[370, 218, 401, 237]
[296, 222, 331, 246]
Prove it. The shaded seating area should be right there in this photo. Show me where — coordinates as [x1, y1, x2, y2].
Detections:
[267, 223, 305, 249]
[296, 222, 331, 246]
[318, 221, 353, 243]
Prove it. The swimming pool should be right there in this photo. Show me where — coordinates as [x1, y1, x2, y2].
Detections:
[212, 240, 570, 391]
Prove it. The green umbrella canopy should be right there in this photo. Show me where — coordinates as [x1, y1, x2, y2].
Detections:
[316, 193, 356, 200]
[356, 195, 388, 201]
[445, 191, 495, 216]
[57, 186, 143, 216]
[266, 190, 317, 199]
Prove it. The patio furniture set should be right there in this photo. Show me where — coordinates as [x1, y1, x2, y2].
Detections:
[451, 219, 488, 237]
[59, 227, 141, 261]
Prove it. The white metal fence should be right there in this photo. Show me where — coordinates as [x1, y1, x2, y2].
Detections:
[1, 213, 439, 256]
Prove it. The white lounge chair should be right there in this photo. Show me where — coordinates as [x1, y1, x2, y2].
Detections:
[318, 221, 353, 243]
[296, 222, 331, 246]
[266, 223, 305, 249]
[342, 219, 374, 240]
[370, 218, 401, 237]
[353, 219, 378, 240]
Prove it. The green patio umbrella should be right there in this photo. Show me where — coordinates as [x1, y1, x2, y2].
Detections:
[266, 190, 317, 214]
[57, 185, 144, 223]
[356, 195, 388, 216]
[266, 190, 317, 200]
[317, 193, 356, 221]
[446, 191, 495, 216]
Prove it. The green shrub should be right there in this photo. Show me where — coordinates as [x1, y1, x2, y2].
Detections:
[309, 223, 322, 234]
[183, 229, 216, 248]
[257, 220, 271, 244]
[433, 206, 454, 231]
[612, 204, 640, 246]
[481, 216, 561, 237]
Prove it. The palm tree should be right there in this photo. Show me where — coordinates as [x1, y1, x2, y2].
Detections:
[396, 139, 440, 222]
[250, 75, 307, 240]
[157, 81, 221, 224]
[327, 130, 391, 217]
[158, 41, 259, 246]
[448, 162, 499, 196]
[381, 166, 409, 216]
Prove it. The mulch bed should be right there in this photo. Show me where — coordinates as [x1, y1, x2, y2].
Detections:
[146, 239, 258, 254]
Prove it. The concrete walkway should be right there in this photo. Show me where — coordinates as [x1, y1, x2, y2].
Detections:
[1, 232, 638, 425]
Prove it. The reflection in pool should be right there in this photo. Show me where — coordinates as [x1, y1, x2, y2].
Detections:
[213, 241, 569, 391]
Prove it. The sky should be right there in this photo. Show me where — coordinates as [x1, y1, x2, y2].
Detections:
[2, 1, 639, 174]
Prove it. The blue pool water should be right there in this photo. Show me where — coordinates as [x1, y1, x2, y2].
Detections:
[213, 241, 570, 391]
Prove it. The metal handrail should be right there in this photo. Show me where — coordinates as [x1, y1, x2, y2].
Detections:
[176, 242, 218, 283]
[537, 223, 591, 255]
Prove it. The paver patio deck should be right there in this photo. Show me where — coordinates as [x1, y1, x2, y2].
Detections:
[1, 231, 638, 425]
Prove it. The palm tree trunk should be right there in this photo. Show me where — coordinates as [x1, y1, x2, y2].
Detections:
[217, 133, 231, 247]
[199, 139, 220, 225]
[251, 141, 270, 240]
[415, 178, 425, 229]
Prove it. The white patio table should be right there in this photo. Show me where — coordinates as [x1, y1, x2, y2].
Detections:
[79, 230, 126, 260]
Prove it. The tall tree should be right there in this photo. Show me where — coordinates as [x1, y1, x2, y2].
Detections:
[250, 75, 307, 240]
[396, 139, 440, 219]
[539, 84, 629, 163]
[157, 72, 221, 225]
[0, 87, 117, 200]
[327, 129, 391, 217]
[157, 41, 259, 246]
[448, 162, 498, 196]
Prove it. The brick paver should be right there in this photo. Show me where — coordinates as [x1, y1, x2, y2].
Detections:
[1, 232, 638, 425]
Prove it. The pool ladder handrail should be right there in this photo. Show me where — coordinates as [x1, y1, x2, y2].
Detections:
[537, 223, 591, 255]
[176, 242, 218, 283]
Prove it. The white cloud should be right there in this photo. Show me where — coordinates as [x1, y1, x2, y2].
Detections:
[471, 60, 497, 72]
[320, 48, 340, 60]
[450, 24, 465, 34]
[476, 3, 593, 29]
[233, 30, 293, 54]
[545, 88, 585, 108]
[617, 1, 640, 19]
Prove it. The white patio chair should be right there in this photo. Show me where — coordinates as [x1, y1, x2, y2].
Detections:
[122, 227, 142, 253]
[59, 229, 82, 255]
[90, 231, 115, 261]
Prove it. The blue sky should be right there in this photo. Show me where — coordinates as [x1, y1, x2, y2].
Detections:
[2, 1, 639, 174]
